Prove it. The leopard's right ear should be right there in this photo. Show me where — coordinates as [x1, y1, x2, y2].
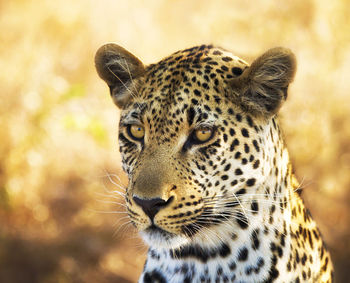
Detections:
[95, 43, 145, 109]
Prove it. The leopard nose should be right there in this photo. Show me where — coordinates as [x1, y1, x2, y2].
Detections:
[133, 196, 174, 220]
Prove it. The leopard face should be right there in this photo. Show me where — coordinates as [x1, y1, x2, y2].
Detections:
[95, 44, 296, 249]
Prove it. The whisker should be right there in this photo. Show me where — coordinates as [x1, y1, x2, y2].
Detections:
[93, 210, 128, 214]
[101, 170, 127, 190]
[94, 192, 126, 202]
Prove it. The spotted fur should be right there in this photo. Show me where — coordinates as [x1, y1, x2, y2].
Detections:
[95, 44, 334, 282]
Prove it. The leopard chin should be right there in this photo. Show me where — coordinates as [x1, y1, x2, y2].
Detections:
[140, 226, 189, 249]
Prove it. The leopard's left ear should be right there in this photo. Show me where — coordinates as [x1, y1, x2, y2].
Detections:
[230, 47, 296, 117]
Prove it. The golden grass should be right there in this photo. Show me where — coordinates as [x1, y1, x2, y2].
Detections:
[0, 0, 349, 282]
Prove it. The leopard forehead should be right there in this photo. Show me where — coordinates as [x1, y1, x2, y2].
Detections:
[120, 45, 249, 131]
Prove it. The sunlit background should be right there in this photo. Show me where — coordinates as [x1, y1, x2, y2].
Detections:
[0, 0, 349, 282]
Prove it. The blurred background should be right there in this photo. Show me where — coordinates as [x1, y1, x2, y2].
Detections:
[0, 0, 349, 282]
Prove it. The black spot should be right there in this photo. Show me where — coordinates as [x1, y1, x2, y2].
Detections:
[301, 253, 307, 265]
[230, 139, 239, 151]
[214, 95, 221, 103]
[194, 89, 201, 96]
[218, 243, 231, 258]
[257, 257, 264, 267]
[232, 67, 243, 76]
[322, 257, 329, 271]
[228, 108, 234, 115]
[170, 243, 230, 263]
[237, 247, 248, 261]
[277, 246, 283, 258]
[187, 107, 196, 126]
[308, 230, 314, 249]
[224, 164, 231, 171]
[246, 178, 256, 187]
[171, 245, 209, 263]
[191, 98, 198, 105]
[236, 212, 248, 229]
[246, 115, 254, 127]
[215, 107, 222, 114]
[241, 128, 249, 137]
[222, 56, 233, 62]
[245, 266, 253, 275]
[221, 175, 229, 181]
[252, 140, 260, 152]
[143, 270, 166, 283]
[229, 261, 236, 271]
[244, 143, 250, 153]
[236, 188, 246, 196]
[235, 168, 243, 175]
[251, 229, 260, 250]
[312, 229, 320, 240]
[253, 160, 260, 169]
[296, 250, 300, 263]
[267, 267, 279, 281]
[149, 249, 160, 260]
[181, 263, 189, 274]
[251, 201, 259, 214]
[204, 105, 211, 112]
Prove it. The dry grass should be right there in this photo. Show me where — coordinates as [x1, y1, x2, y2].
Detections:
[0, 0, 349, 282]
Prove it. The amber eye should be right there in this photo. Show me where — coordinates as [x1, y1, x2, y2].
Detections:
[127, 124, 145, 140]
[194, 127, 213, 143]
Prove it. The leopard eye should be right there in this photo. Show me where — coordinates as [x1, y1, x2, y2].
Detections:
[127, 124, 145, 140]
[194, 127, 213, 143]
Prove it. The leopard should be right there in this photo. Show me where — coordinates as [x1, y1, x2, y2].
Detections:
[95, 43, 334, 282]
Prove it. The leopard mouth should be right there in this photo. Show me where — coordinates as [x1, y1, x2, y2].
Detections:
[145, 224, 176, 238]
[138, 206, 236, 249]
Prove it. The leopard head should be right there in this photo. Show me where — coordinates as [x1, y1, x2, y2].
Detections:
[95, 43, 296, 249]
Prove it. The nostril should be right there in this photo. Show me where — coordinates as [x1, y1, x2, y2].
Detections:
[133, 196, 174, 220]
[133, 196, 165, 210]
